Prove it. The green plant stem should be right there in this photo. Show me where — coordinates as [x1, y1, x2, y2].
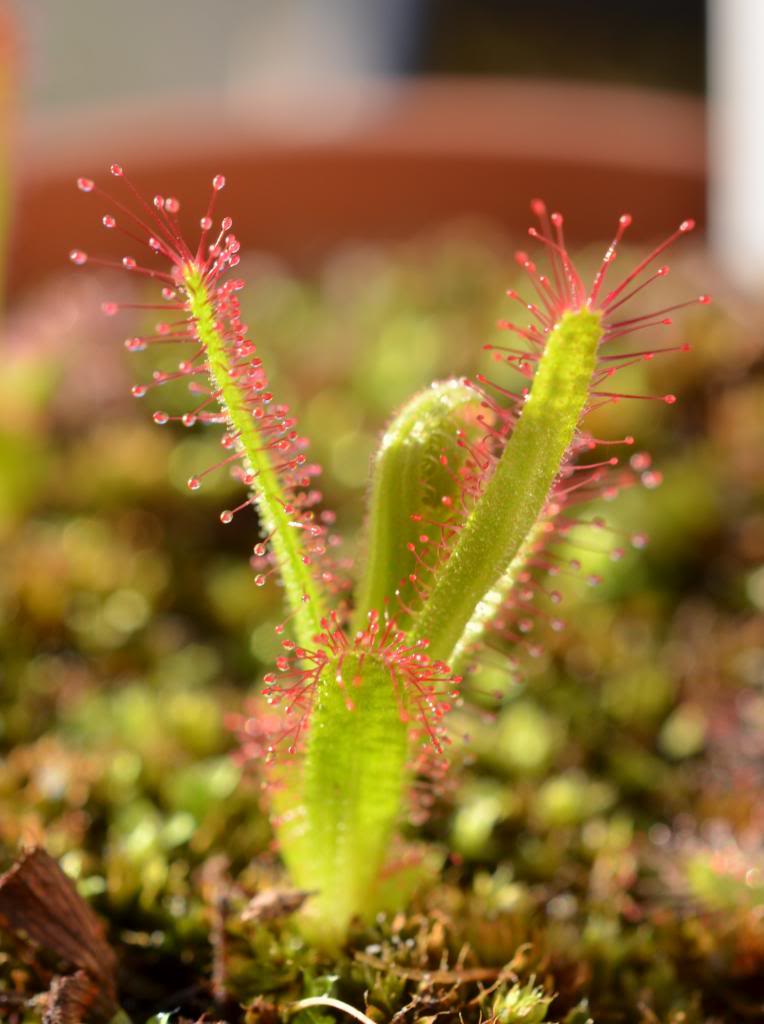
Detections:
[275, 653, 410, 946]
[410, 309, 603, 664]
[449, 522, 544, 671]
[184, 266, 327, 648]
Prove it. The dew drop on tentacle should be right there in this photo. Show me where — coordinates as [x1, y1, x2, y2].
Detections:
[641, 470, 663, 490]
[76, 166, 350, 617]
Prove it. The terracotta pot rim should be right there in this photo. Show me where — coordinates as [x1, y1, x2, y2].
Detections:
[20, 75, 705, 182]
[10, 76, 706, 297]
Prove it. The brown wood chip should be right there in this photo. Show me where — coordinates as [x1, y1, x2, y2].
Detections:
[44, 970, 120, 1024]
[0, 847, 118, 1023]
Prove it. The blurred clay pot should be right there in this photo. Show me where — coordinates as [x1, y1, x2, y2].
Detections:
[10, 77, 705, 297]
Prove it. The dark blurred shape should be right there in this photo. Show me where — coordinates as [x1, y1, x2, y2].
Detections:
[420, 0, 705, 92]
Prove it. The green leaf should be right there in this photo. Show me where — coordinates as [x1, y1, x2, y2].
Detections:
[184, 265, 328, 648]
[411, 309, 603, 663]
[275, 653, 410, 946]
[353, 379, 479, 632]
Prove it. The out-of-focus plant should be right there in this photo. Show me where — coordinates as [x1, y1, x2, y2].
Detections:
[73, 171, 706, 946]
[492, 977, 556, 1024]
[0, 8, 15, 305]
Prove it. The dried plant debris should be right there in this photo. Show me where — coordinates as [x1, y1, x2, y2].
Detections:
[0, 847, 119, 1023]
[241, 889, 313, 925]
[44, 970, 122, 1024]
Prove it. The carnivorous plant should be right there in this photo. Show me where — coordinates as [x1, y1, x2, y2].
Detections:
[73, 171, 707, 945]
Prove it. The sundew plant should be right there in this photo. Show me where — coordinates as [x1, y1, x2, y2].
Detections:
[72, 169, 708, 946]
